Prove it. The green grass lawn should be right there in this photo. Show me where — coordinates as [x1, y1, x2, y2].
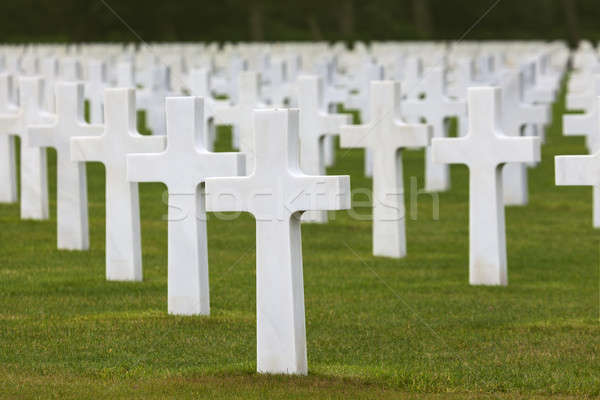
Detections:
[1, 79, 599, 399]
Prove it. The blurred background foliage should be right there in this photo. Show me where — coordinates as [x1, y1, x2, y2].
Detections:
[0, 0, 596, 46]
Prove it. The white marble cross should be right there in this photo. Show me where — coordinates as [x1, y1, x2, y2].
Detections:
[499, 71, 548, 205]
[263, 59, 289, 106]
[347, 60, 383, 178]
[188, 68, 230, 151]
[559, 91, 600, 227]
[347, 60, 383, 121]
[401, 56, 424, 101]
[85, 60, 108, 124]
[563, 75, 600, 153]
[449, 58, 479, 137]
[71, 88, 166, 281]
[227, 56, 248, 104]
[28, 82, 103, 250]
[298, 75, 351, 223]
[340, 81, 431, 258]
[521, 65, 552, 145]
[138, 64, 171, 135]
[0, 74, 18, 203]
[432, 87, 540, 286]
[213, 56, 247, 103]
[215, 71, 264, 173]
[127, 96, 245, 315]
[314, 57, 347, 109]
[403, 67, 467, 192]
[40, 57, 59, 112]
[4, 77, 55, 219]
[205, 108, 350, 375]
[556, 123, 600, 228]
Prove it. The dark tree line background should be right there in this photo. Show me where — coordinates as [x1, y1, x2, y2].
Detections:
[1, 0, 596, 47]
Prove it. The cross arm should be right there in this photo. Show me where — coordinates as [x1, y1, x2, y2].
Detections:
[555, 154, 600, 186]
[444, 98, 467, 117]
[70, 135, 106, 163]
[205, 176, 253, 213]
[339, 123, 370, 149]
[563, 112, 594, 136]
[318, 112, 351, 135]
[126, 153, 169, 184]
[200, 152, 246, 177]
[400, 99, 423, 118]
[566, 93, 589, 111]
[431, 137, 469, 165]
[519, 103, 550, 125]
[210, 99, 231, 117]
[0, 113, 21, 137]
[214, 105, 240, 126]
[392, 121, 432, 148]
[78, 123, 105, 138]
[130, 134, 167, 153]
[28, 119, 58, 149]
[291, 175, 351, 213]
[498, 136, 541, 164]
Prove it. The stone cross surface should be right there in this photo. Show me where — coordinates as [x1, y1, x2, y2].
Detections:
[127, 97, 245, 315]
[298, 75, 351, 223]
[138, 64, 171, 135]
[40, 57, 59, 112]
[28, 82, 104, 250]
[432, 87, 541, 286]
[402, 67, 467, 192]
[205, 108, 350, 375]
[85, 60, 109, 124]
[499, 71, 548, 206]
[563, 75, 600, 153]
[340, 81, 431, 258]
[556, 97, 600, 228]
[71, 88, 166, 281]
[352, 60, 383, 178]
[188, 68, 230, 151]
[0, 74, 18, 203]
[0, 77, 55, 219]
[215, 71, 264, 173]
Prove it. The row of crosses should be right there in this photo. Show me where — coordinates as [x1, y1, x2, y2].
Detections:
[0, 66, 562, 374]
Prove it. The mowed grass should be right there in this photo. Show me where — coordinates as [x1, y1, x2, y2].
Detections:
[1, 78, 599, 399]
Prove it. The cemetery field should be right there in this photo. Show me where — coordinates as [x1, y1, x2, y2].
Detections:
[1, 83, 599, 399]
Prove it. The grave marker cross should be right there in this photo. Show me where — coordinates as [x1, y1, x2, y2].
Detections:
[0, 77, 55, 219]
[127, 97, 245, 315]
[205, 108, 350, 375]
[499, 71, 548, 205]
[85, 60, 109, 124]
[71, 88, 166, 281]
[340, 81, 431, 258]
[298, 75, 351, 223]
[432, 87, 541, 286]
[29, 82, 104, 250]
[215, 71, 264, 173]
[556, 96, 600, 228]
